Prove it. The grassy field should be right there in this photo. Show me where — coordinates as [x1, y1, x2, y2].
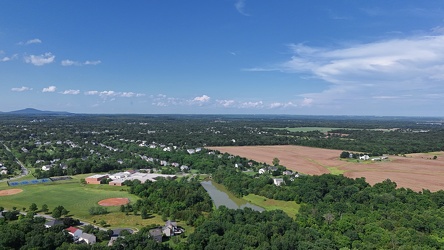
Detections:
[243, 194, 300, 219]
[0, 175, 146, 227]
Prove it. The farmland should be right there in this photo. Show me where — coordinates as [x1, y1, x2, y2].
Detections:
[209, 145, 444, 192]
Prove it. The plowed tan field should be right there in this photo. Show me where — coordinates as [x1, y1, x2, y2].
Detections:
[209, 145, 444, 192]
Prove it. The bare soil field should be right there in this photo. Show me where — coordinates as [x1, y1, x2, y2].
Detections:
[209, 146, 444, 192]
[98, 198, 129, 206]
[0, 188, 23, 196]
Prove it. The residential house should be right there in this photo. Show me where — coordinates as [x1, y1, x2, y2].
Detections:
[79, 233, 96, 244]
[259, 168, 267, 174]
[66, 227, 83, 240]
[41, 165, 52, 171]
[162, 220, 184, 237]
[283, 170, 293, 176]
[149, 228, 163, 243]
[359, 155, 370, 161]
[273, 178, 285, 186]
[0, 166, 7, 175]
[187, 149, 195, 155]
[45, 219, 64, 228]
[234, 163, 243, 168]
[180, 165, 189, 172]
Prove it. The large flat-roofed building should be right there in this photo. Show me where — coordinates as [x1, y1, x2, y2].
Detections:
[85, 174, 108, 184]
[109, 173, 176, 186]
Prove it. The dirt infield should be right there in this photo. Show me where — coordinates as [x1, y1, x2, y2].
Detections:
[209, 146, 444, 192]
[0, 189, 23, 196]
[98, 198, 130, 206]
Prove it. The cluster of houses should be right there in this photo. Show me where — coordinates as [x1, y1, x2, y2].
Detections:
[85, 170, 176, 186]
[45, 220, 97, 245]
[258, 166, 300, 186]
[44, 219, 184, 245]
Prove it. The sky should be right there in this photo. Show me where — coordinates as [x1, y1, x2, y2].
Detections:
[1, 1, 444, 116]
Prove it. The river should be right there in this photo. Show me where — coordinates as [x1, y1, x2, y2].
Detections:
[201, 180, 264, 212]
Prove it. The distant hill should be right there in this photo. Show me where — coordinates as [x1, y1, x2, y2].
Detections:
[6, 108, 73, 115]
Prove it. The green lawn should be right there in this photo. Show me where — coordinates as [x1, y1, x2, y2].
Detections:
[0, 177, 137, 221]
[0, 175, 194, 231]
[243, 194, 300, 219]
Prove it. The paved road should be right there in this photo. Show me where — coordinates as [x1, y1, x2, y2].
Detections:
[0, 142, 29, 182]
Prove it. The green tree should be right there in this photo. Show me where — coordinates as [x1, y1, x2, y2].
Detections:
[272, 157, 280, 166]
[29, 203, 38, 212]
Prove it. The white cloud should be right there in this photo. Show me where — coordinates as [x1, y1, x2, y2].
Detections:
[42, 86, 57, 93]
[26, 38, 42, 45]
[85, 90, 99, 95]
[11, 86, 32, 92]
[251, 34, 444, 112]
[25, 53, 55, 66]
[235, 0, 250, 16]
[84, 60, 101, 65]
[18, 38, 42, 45]
[269, 102, 297, 109]
[1, 54, 18, 62]
[84, 90, 145, 98]
[61, 89, 80, 95]
[193, 95, 210, 102]
[217, 99, 236, 107]
[61, 60, 80, 66]
[300, 98, 313, 107]
[62, 59, 101, 66]
[240, 101, 263, 108]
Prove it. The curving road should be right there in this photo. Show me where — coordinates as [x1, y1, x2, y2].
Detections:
[1, 142, 29, 182]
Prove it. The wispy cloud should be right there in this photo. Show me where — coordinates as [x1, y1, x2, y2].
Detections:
[85, 90, 145, 98]
[250, 34, 444, 110]
[11, 86, 33, 92]
[84, 60, 101, 65]
[42, 86, 57, 93]
[240, 101, 263, 108]
[61, 59, 101, 66]
[269, 102, 297, 109]
[190, 95, 211, 105]
[217, 99, 236, 107]
[235, 0, 250, 16]
[24, 53, 55, 66]
[1, 51, 18, 62]
[61, 89, 80, 95]
[18, 38, 42, 45]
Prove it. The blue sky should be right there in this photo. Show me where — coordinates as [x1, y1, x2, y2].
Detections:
[1, 1, 444, 116]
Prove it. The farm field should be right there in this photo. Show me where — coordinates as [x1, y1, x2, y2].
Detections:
[209, 145, 444, 192]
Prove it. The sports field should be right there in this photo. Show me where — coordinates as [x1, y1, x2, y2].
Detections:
[209, 145, 444, 192]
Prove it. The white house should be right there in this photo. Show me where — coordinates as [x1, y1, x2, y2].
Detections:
[259, 168, 267, 174]
[41, 165, 52, 171]
[79, 233, 96, 244]
[66, 227, 83, 240]
[359, 155, 370, 161]
[180, 165, 189, 171]
[273, 178, 285, 186]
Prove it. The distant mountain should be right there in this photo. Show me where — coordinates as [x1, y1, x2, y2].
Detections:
[6, 108, 73, 115]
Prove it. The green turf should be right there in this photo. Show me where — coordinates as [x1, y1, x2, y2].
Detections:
[243, 194, 300, 219]
[0, 178, 138, 220]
